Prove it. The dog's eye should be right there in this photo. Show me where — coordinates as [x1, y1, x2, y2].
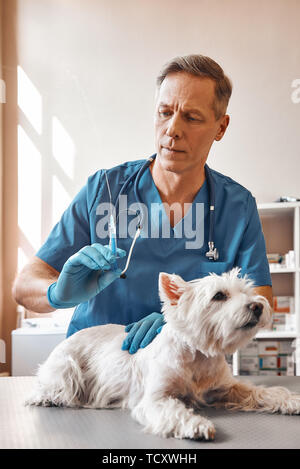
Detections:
[212, 291, 227, 301]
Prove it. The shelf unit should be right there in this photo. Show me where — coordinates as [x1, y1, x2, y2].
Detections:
[233, 202, 300, 376]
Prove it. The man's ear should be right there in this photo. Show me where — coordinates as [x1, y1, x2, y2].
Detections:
[158, 272, 186, 306]
[215, 114, 230, 141]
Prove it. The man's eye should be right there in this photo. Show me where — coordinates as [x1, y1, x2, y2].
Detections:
[158, 111, 171, 117]
[212, 291, 227, 301]
[187, 115, 202, 122]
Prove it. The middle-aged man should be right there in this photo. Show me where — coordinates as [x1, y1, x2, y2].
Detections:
[12, 54, 273, 354]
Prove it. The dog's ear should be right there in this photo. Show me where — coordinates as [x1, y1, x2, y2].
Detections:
[158, 272, 186, 306]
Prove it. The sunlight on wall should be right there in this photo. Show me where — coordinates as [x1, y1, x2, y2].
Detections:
[17, 125, 41, 252]
[17, 246, 29, 273]
[17, 69, 76, 273]
[17, 66, 42, 134]
[52, 175, 72, 225]
[52, 116, 75, 179]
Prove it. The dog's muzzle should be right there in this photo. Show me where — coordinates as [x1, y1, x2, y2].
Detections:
[241, 302, 264, 329]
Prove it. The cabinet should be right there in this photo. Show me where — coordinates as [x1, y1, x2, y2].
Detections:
[233, 202, 300, 376]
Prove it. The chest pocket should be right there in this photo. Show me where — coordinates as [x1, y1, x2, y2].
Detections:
[197, 261, 232, 277]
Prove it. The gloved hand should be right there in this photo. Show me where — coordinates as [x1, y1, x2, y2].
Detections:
[47, 243, 126, 309]
[121, 312, 165, 354]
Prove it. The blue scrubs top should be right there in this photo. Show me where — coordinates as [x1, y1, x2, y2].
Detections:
[36, 156, 272, 337]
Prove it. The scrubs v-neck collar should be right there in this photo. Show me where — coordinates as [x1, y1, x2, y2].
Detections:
[139, 166, 208, 239]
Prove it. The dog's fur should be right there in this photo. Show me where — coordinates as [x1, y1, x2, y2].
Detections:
[26, 268, 300, 440]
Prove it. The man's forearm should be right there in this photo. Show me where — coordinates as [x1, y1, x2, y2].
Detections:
[13, 276, 57, 313]
[253, 285, 273, 309]
[12, 259, 59, 313]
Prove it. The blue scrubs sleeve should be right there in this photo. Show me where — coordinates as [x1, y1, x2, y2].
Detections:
[35, 173, 99, 272]
[234, 194, 272, 287]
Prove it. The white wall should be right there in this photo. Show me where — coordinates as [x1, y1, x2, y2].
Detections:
[16, 0, 300, 253]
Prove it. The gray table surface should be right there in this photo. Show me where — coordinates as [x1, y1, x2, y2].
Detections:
[0, 376, 300, 449]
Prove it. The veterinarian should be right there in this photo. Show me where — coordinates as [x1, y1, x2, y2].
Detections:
[12, 54, 273, 354]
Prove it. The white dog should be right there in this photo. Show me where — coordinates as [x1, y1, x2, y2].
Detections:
[26, 268, 300, 440]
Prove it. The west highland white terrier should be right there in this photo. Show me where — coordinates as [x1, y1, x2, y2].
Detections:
[26, 268, 300, 440]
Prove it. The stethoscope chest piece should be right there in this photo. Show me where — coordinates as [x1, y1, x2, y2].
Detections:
[205, 241, 219, 261]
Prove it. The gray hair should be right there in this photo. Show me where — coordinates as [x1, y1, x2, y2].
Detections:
[156, 54, 232, 120]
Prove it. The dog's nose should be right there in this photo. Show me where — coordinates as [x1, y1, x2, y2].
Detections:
[248, 302, 263, 319]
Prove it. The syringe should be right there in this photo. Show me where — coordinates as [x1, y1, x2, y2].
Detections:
[109, 214, 119, 271]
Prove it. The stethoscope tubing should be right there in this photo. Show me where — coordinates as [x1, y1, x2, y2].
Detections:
[204, 164, 215, 246]
[114, 154, 218, 278]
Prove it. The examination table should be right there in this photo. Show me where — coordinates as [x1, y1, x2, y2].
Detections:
[0, 376, 299, 449]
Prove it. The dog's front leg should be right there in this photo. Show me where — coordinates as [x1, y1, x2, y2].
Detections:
[131, 395, 216, 440]
[205, 380, 300, 415]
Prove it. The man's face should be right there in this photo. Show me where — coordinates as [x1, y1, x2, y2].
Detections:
[154, 72, 229, 174]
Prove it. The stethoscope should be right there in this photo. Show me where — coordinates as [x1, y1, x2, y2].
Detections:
[106, 154, 219, 279]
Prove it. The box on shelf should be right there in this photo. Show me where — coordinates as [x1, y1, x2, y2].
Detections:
[273, 296, 294, 313]
[284, 250, 295, 269]
[240, 370, 259, 376]
[278, 341, 295, 355]
[259, 370, 281, 376]
[272, 313, 296, 332]
[239, 340, 259, 357]
[258, 341, 280, 356]
[286, 355, 295, 376]
[259, 356, 287, 370]
[239, 339, 296, 376]
[267, 251, 295, 270]
[240, 357, 259, 373]
[257, 340, 294, 356]
[271, 295, 295, 332]
[258, 370, 292, 376]
[259, 356, 278, 369]
[267, 253, 283, 264]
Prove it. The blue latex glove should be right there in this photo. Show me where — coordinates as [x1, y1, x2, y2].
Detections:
[47, 243, 126, 309]
[121, 312, 165, 354]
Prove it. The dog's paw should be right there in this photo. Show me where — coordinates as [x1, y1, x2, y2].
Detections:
[193, 418, 216, 441]
[281, 396, 300, 415]
[24, 397, 44, 407]
[24, 392, 40, 406]
[174, 416, 216, 441]
[24, 392, 55, 407]
[24, 396, 42, 406]
[195, 423, 216, 440]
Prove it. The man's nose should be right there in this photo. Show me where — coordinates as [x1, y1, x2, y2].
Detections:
[166, 114, 183, 139]
[247, 302, 263, 319]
